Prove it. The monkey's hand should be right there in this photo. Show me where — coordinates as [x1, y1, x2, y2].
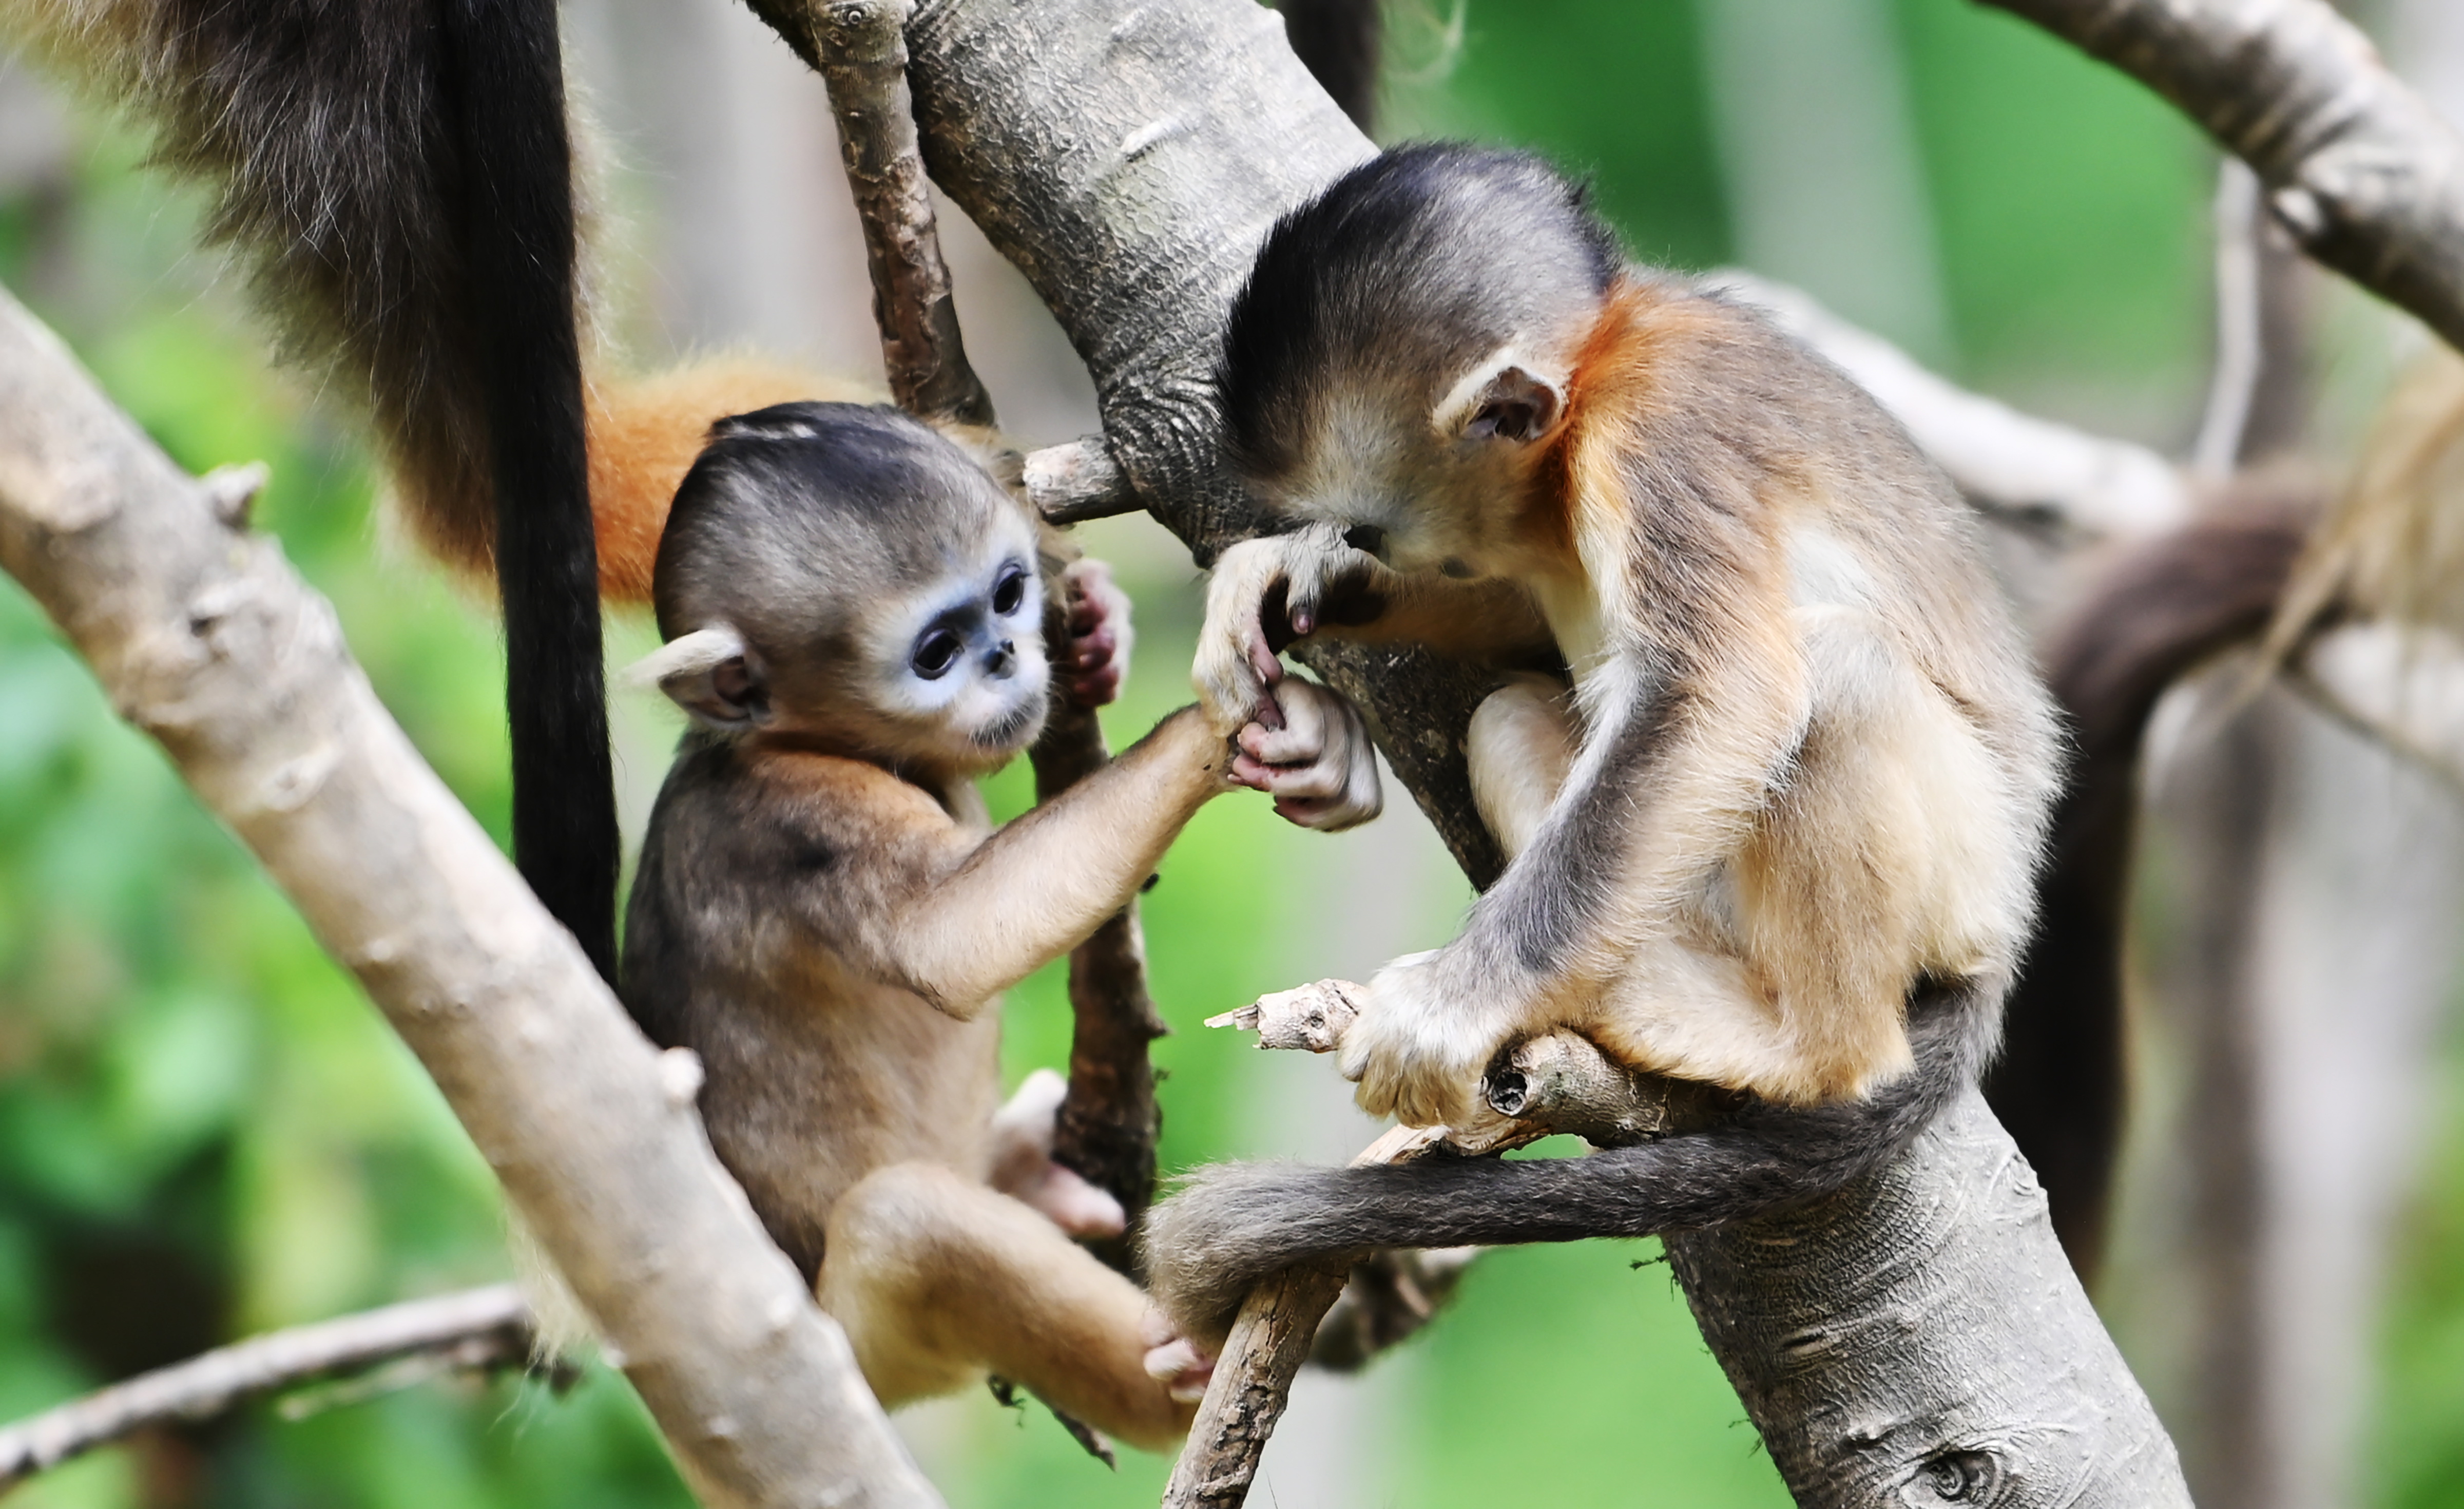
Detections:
[1193, 525, 1380, 733]
[1138, 1308, 1218, 1403]
[1234, 679, 1383, 831]
[987, 1068, 1128, 1239]
[1338, 951, 1517, 1128]
[1059, 558, 1133, 708]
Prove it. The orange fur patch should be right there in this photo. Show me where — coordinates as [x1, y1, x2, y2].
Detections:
[1544, 280, 1714, 606]
[586, 357, 878, 602]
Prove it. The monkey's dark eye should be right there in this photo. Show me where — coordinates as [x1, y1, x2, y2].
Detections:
[992, 564, 1028, 617]
[1342, 524, 1388, 560]
[911, 628, 964, 679]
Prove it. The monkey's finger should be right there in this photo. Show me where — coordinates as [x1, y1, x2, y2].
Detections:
[1068, 664, 1124, 708]
[1236, 756, 1345, 802]
[1241, 681, 1333, 764]
[1023, 1164, 1128, 1240]
[1141, 1339, 1215, 1403]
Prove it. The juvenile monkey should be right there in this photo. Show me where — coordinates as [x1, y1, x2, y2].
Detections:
[619, 401, 1379, 1447]
[1143, 144, 2062, 1343]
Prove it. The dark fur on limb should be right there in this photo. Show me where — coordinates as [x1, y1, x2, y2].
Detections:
[800, 0, 1166, 1262]
[0, 1288, 537, 1488]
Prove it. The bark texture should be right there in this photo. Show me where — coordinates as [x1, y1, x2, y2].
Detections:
[1667, 1092, 2190, 1507]
[0, 284, 942, 1509]
[1987, 0, 2464, 353]
[804, 0, 992, 425]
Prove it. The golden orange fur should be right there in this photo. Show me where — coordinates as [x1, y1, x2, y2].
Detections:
[586, 357, 877, 602]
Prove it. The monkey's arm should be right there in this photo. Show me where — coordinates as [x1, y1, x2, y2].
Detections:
[837, 708, 1237, 1016]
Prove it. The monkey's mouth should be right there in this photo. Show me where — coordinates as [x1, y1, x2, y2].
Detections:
[971, 698, 1047, 751]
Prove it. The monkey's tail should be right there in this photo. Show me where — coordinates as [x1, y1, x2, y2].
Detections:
[1982, 509, 2310, 1278]
[1279, 0, 1382, 132]
[440, 0, 621, 982]
[1142, 978, 1993, 1348]
[5, 2, 867, 975]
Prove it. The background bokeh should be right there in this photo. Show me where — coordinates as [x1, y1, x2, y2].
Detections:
[1, 1, 2459, 1506]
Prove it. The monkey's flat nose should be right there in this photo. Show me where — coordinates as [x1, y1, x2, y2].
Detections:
[985, 641, 1017, 677]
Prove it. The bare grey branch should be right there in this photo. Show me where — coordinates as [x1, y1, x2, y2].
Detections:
[0, 1287, 532, 1487]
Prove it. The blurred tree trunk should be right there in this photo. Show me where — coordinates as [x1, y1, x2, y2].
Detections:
[2106, 16, 2464, 1499]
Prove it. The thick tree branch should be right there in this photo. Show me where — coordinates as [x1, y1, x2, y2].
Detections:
[0, 1287, 535, 1486]
[1987, 0, 2464, 354]
[0, 283, 941, 1509]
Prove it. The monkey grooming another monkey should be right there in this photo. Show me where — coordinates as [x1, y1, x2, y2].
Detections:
[618, 401, 1380, 1448]
[1142, 144, 2062, 1347]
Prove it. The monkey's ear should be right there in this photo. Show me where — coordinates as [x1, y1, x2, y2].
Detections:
[1434, 349, 1568, 446]
[626, 624, 768, 727]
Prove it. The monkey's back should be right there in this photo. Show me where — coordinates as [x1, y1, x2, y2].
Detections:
[622, 734, 1003, 1279]
[1620, 276, 2060, 791]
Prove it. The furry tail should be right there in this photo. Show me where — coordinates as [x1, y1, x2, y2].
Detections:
[6, 2, 861, 973]
[1280, 0, 1381, 131]
[440, 0, 619, 981]
[1142, 978, 1992, 1349]
[1984, 506, 2311, 1277]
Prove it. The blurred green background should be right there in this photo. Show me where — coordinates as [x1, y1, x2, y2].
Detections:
[1, 0, 2457, 1505]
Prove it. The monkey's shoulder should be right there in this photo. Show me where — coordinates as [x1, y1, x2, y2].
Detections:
[643, 734, 977, 870]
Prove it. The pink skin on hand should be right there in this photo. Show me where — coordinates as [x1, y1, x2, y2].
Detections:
[1061, 559, 1131, 709]
[1139, 1307, 1217, 1403]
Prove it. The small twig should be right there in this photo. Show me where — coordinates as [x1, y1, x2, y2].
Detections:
[805, 0, 994, 426]
[1035, 696, 1171, 1270]
[0, 1287, 533, 1487]
[1165, 983, 1702, 1506]
[1022, 438, 1141, 524]
[2194, 158, 2266, 480]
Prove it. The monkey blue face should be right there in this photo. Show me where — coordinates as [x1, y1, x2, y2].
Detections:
[647, 400, 1056, 775]
[860, 524, 1051, 769]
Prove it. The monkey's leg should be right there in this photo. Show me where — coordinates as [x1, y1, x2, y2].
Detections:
[818, 1162, 1194, 1453]
[1647, 605, 2015, 1105]
[1467, 672, 1578, 860]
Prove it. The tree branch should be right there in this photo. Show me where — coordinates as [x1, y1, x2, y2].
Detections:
[0, 282, 942, 1509]
[1986, 0, 2464, 355]
[1712, 271, 2192, 539]
[0, 1287, 535, 1487]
